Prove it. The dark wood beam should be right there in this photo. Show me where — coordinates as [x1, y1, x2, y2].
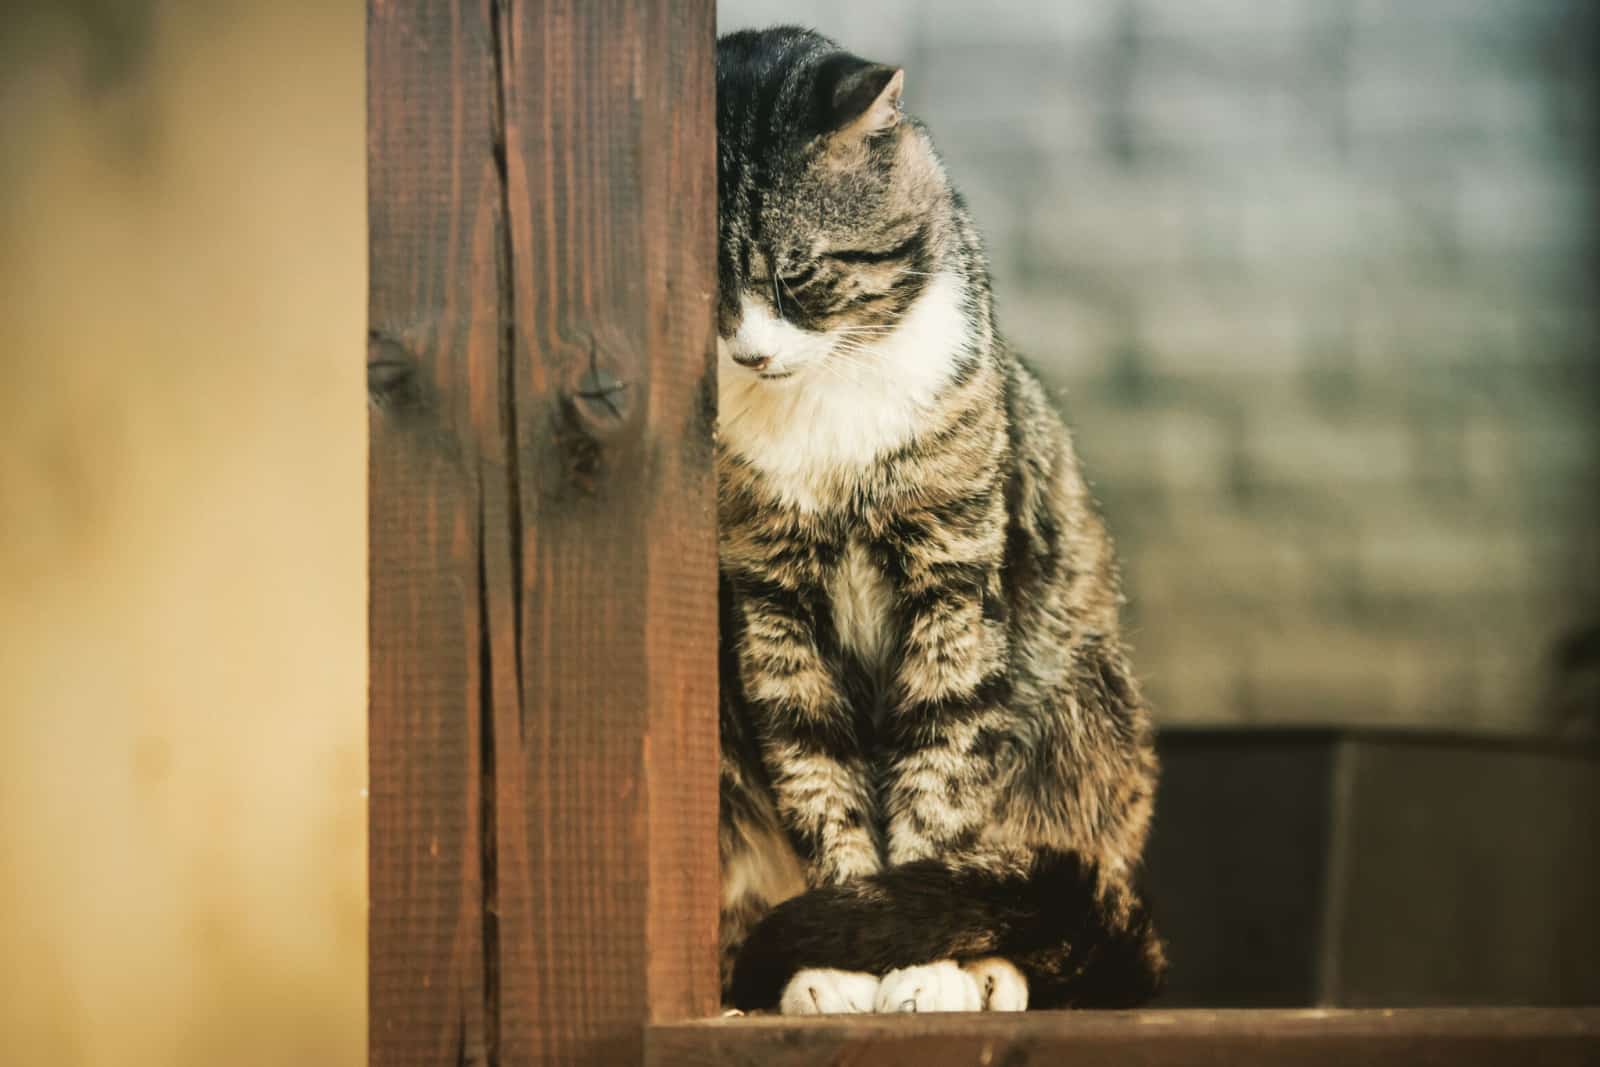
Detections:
[368, 1, 718, 1062]
[648, 1008, 1600, 1067]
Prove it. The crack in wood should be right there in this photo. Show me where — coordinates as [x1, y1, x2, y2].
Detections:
[480, 2, 518, 1065]
[487, 0, 526, 749]
[476, 497, 502, 1067]
[454, 1009, 470, 1067]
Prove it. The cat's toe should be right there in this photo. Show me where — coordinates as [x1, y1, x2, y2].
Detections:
[961, 957, 1029, 1011]
[779, 968, 881, 1015]
[874, 960, 982, 1013]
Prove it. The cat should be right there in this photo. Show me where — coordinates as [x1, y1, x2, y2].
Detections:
[715, 26, 1167, 1014]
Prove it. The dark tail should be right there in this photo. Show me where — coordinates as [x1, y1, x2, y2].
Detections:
[728, 848, 1166, 1012]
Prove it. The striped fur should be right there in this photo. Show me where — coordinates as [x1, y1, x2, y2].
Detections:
[716, 27, 1166, 1013]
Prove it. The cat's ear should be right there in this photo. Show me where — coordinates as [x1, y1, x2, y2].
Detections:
[834, 63, 904, 136]
[819, 58, 904, 141]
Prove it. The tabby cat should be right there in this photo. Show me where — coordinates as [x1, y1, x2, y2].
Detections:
[716, 26, 1167, 1014]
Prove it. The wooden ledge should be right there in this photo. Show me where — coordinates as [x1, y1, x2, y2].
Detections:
[646, 1007, 1600, 1066]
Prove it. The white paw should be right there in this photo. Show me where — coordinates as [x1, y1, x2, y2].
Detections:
[874, 960, 982, 1013]
[962, 957, 1029, 1011]
[779, 968, 881, 1015]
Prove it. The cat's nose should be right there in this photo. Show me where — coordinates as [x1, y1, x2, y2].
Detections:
[731, 350, 771, 370]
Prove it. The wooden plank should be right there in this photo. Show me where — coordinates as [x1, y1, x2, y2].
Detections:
[646, 1009, 1600, 1067]
[491, 0, 719, 1062]
[368, 0, 502, 1062]
[369, 0, 718, 1064]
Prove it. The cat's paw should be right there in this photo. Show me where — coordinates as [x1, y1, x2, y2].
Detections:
[779, 968, 881, 1015]
[874, 960, 982, 1013]
[962, 957, 1028, 1011]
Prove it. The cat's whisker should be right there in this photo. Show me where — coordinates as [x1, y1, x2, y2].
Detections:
[821, 343, 881, 375]
[816, 347, 873, 376]
[831, 350, 882, 368]
[777, 272, 802, 310]
[833, 352, 877, 374]
[820, 357, 880, 388]
[829, 339, 889, 351]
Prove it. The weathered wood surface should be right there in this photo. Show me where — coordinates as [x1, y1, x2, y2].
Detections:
[368, 0, 718, 1063]
[646, 1008, 1600, 1067]
[368, 1, 499, 1061]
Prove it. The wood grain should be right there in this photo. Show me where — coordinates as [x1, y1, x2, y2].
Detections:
[368, 1, 501, 1062]
[646, 1008, 1600, 1067]
[492, 0, 719, 1062]
[368, 0, 718, 1063]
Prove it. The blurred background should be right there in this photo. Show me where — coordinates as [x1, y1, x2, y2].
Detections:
[0, 2, 364, 1065]
[1, 1, 1594, 1062]
[732, 0, 1600, 1017]
[722, 0, 1600, 734]
[721, 0, 1600, 1009]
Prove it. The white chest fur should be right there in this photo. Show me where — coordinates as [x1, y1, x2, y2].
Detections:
[717, 271, 971, 511]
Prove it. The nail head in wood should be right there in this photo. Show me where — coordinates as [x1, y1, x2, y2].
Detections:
[567, 357, 640, 441]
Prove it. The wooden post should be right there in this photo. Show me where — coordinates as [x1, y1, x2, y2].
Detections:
[367, 1, 718, 1063]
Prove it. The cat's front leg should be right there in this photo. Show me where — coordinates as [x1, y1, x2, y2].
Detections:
[731, 578, 881, 884]
[879, 550, 1011, 865]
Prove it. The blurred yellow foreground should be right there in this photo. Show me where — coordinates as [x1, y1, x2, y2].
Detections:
[0, 3, 365, 1064]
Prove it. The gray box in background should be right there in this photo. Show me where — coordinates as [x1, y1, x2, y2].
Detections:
[1147, 730, 1600, 1006]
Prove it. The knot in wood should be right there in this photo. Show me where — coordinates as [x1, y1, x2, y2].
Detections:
[367, 332, 420, 411]
[566, 355, 641, 442]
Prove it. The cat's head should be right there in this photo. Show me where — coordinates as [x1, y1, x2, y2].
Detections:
[715, 27, 951, 384]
